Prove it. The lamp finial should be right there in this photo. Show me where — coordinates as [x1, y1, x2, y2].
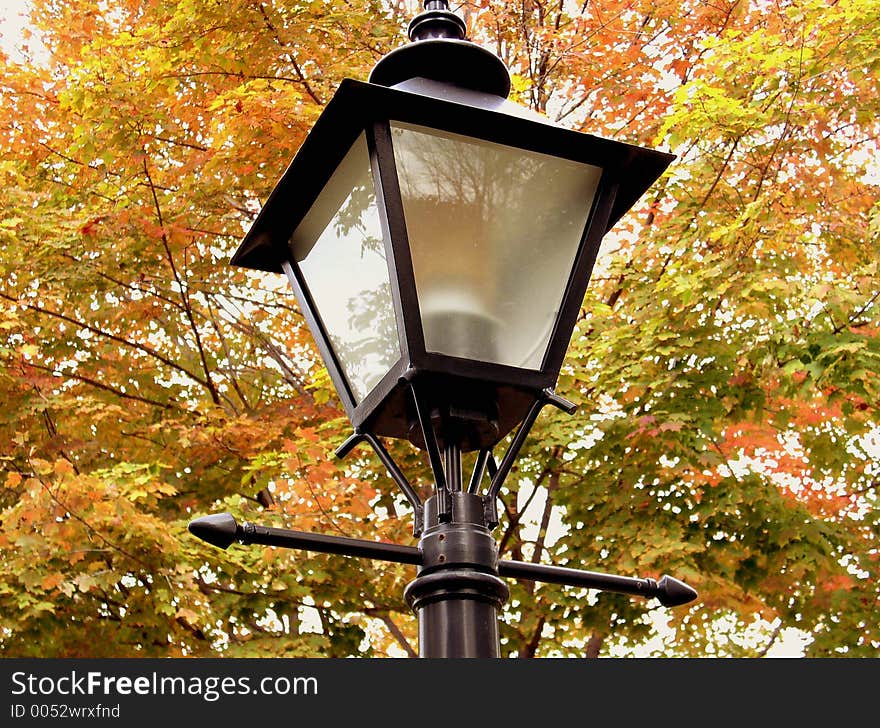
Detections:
[407, 0, 467, 42]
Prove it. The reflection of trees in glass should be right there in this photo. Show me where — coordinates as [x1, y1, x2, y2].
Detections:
[297, 138, 400, 403]
[334, 182, 385, 257]
[394, 133, 530, 211]
[390, 123, 599, 369]
[391, 125, 588, 248]
[328, 283, 399, 400]
[328, 182, 398, 400]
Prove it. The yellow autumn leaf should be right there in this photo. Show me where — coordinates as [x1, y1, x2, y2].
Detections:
[30, 459, 53, 475]
[54, 459, 74, 476]
[174, 608, 199, 624]
[41, 573, 64, 591]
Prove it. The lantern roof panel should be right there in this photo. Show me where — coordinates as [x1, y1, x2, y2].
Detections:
[231, 78, 674, 274]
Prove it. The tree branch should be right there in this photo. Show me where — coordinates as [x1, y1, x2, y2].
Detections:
[142, 156, 222, 407]
[0, 289, 211, 390]
[26, 361, 180, 411]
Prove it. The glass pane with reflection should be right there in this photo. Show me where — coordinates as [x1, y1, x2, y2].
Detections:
[391, 121, 602, 370]
[289, 133, 400, 402]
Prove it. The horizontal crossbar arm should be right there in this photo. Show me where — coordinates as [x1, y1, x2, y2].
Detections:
[497, 560, 697, 608]
[188, 513, 697, 607]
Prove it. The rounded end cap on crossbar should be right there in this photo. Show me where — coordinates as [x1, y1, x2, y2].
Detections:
[656, 575, 698, 607]
[188, 512, 240, 550]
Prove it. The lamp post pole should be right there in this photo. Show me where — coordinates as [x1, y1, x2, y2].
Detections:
[189, 0, 699, 658]
[406, 453, 508, 658]
[191, 393, 698, 657]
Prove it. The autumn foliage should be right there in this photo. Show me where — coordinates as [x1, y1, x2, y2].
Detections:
[0, 0, 877, 657]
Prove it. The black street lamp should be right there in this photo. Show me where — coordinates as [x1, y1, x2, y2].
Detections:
[190, 1, 697, 658]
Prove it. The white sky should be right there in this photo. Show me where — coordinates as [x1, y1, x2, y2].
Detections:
[0, 0, 31, 53]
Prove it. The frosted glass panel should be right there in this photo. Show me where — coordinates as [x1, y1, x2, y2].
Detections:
[289, 133, 399, 402]
[391, 122, 602, 370]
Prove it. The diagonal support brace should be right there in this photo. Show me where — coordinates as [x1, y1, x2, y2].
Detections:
[483, 388, 577, 528]
[336, 430, 425, 536]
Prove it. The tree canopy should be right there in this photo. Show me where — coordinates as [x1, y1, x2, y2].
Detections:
[0, 0, 877, 657]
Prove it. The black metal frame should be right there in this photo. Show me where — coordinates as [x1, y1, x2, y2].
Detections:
[232, 80, 674, 272]
[332, 375, 579, 539]
[189, 376, 698, 657]
[189, 383, 698, 656]
[232, 79, 673, 452]
[211, 2, 689, 657]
